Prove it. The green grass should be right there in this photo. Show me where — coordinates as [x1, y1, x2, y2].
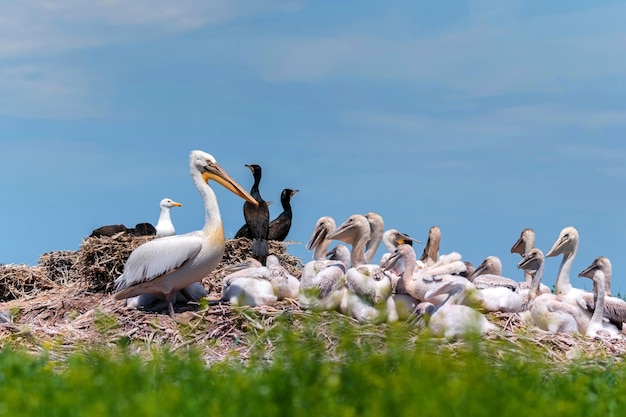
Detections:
[0, 314, 624, 417]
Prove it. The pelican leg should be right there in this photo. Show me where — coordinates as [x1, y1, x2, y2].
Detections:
[166, 293, 176, 318]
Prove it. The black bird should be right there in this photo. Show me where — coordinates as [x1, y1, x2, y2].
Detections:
[268, 188, 299, 241]
[90, 224, 130, 238]
[240, 164, 270, 262]
[133, 222, 157, 236]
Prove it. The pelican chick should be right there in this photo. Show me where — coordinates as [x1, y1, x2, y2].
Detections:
[381, 244, 422, 320]
[299, 216, 348, 311]
[577, 256, 626, 331]
[468, 256, 518, 291]
[545, 227, 626, 330]
[517, 248, 581, 334]
[461, 255, 523, 313]
[113, 150, 258, 317]
[423, 281, 498, 339]
[364, 212, 385, 263]
[418, 226, 467, 277]
[379, 228, 422, 273]
[328, 214, 398, 323]
[299, 245, 350, 312]
[510, 228, 550, 293]
[213, 257, 277, 307]
[266, 255, 300, 300]
[578, 259, 624, 339]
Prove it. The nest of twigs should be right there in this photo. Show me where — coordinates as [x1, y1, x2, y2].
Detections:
[0, 264, 56, 301]
[1, 236, 625, 365]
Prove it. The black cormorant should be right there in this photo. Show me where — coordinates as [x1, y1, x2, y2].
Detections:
[268, 188, 299, 241]
[241, 164, 270, 262]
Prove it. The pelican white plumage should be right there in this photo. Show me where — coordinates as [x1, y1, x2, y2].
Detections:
[422, 280, 498, 339]
[463, 256, 522, 313]
[215, 258, 277, 307]
[578, 259, 624, 339]
[517, 248, 581, 334]
[155, 198, 183, 237]
[328, 214, 398, 323]
[127, 197, 197, 310]
[299, 245, 350, 312]
[265, 255, 300, 300]
[213, 255, 297, 306]
[113, 150, 258, 317]
[299, 216, 349, 312]
[468, 256, 519, 291]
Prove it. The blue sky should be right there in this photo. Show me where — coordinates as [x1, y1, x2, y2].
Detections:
[2, 0, 626, 295]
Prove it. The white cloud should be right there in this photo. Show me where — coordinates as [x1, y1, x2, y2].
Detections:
[0, 0, 301, 57]
[246, 1, 626, 98]
[0, 0, 302, 118]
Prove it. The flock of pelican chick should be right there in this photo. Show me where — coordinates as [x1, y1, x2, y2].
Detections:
[111, 150, 626, 341]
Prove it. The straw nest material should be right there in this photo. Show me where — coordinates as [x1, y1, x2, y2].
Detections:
[1, 236, 626, 366]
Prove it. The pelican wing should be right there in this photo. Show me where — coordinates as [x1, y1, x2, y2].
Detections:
[114, 235, 203, 291]
[224, 267, 270, 286]
[472, 275, 519, 291]
[580, 292, 626, 323]
[316, 267, 346, 298]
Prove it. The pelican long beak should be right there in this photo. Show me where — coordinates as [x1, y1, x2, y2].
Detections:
[469, 261, 487, 280]
[396, 232, 423, 246]
[510, 237, 524, 255]
[203, 163, 258, 206]
[307, 225, 327, 251]
[381, 250, 400, 271]
[517, 255, 538, 271]
[326, 224, 352, 244]
[578, 260, 598, 279]
[545, 236, 566, 258]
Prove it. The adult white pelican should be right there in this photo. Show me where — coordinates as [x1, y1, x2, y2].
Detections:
[113, 150, 258, 317]
[155, 198, 183, 237]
